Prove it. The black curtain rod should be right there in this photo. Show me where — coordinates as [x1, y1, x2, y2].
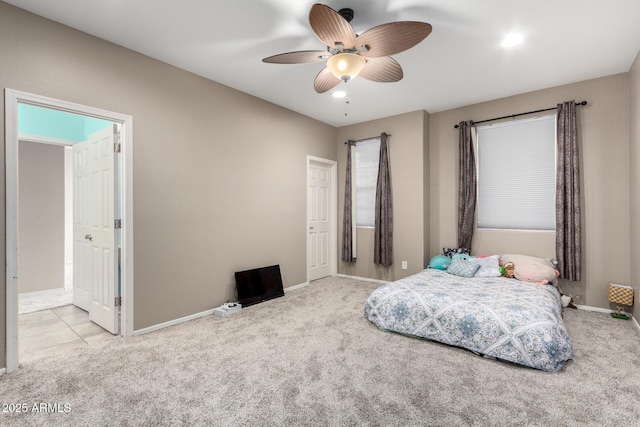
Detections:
[453, 101, 587, 129]
[344, 132, 391, 145]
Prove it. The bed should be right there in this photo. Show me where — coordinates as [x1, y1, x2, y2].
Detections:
[364, 268, 573, 372]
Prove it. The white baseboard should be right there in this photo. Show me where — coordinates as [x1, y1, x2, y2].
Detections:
[336, 274, 390, 285]
[575, 304, 616, 314]
[284, 281, 309, 292]
[133, 308, 215, 336]
[134, 281, 309, 336]
[575, 305, 640, 333]
[0, 367, 6, 376]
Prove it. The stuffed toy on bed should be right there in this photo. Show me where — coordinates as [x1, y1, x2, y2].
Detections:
[427, 255, 451, 270]
[514, 262, 560, 284]
[500, 254, 560, 285]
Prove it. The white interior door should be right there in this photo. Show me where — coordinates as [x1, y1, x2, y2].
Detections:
[73, 125, 119, 333]
[308, 161, 332, 281]
[73, 140, 91, 311]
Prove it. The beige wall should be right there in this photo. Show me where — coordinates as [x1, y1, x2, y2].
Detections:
[429, 74, 631, 310]
[337, 110, 430, 281]
[630, 50, 640, 319]
[422, 111, 431, 268]
[18, 141, 65, 293]
[0, 2, 337, 367]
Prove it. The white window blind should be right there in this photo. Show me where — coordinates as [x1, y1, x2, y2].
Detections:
[354, 138, 380, 227]
[476, 115, 556, 231]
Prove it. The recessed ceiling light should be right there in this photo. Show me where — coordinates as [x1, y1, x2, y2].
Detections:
[501, 33, 524, 48]
[333, 91, 346, 98]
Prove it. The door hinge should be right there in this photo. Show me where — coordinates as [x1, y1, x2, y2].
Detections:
[114, 142, 121, 153]
[115, 219, 122, 229]
[115, 296, 122, 307]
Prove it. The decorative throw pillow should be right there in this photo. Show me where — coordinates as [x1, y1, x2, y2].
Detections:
[443, 247, 471, 258]
[473, 255, 502, 278]
[447, 258, 480, 277]
[427, 255, 451, 270]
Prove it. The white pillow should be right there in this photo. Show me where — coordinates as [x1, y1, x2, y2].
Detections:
[473, 255, 502, 278]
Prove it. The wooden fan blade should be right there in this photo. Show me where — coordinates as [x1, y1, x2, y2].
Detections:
[359, 57, 403, 82]
[357, 22, 432, 58]
[314, 67, 341, 93]
[309, 4, 356, 50]
[262, 50, 330, 64]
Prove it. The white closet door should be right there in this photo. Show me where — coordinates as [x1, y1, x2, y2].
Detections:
[308, 161, 332, 281]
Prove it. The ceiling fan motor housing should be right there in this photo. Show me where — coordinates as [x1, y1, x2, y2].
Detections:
[338, 8, 354, 23]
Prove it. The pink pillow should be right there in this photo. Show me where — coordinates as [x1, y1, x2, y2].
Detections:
[513, 262, 558, 284]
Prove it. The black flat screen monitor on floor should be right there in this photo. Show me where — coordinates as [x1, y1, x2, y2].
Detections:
[235, 264, 284, 307]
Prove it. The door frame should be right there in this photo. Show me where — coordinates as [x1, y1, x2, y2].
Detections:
[4, 89, 134, 373]
[306, 156, 338, 282]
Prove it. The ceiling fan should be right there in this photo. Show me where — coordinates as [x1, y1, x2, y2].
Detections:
[262, 3, 432, 93]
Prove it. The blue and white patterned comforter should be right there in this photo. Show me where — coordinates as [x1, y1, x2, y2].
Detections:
[364, 269, 573, 372]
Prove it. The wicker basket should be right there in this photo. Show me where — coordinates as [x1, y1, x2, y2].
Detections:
[608, 283, 634, 306]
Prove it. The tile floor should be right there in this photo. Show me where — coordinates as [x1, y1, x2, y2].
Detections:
[19, 287, 73, 315]
[19, 305, 115, 363]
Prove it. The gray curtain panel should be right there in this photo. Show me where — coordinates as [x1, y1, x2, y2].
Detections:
[556, 101, 581, 281]
[342, 141, 356, 262]
[374, 133, 393, 266]
[457, 121, 476, 250]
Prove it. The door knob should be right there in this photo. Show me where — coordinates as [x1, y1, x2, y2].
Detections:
[309, 227, 314, 230]
[84, 234, 93, 241]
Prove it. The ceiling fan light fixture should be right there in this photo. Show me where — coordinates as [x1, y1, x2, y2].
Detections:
[327, 53, 366, 83]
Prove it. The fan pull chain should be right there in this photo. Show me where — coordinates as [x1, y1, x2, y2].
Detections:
[345, 100, 350, 116]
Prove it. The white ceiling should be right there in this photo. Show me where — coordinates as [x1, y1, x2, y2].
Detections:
[4, 0, 640, 127]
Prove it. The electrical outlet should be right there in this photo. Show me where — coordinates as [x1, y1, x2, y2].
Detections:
[402, 261, 407, 270]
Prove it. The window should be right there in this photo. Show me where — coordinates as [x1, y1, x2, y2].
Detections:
[354, 138, 380, 227]
[476, 115, 556, 231]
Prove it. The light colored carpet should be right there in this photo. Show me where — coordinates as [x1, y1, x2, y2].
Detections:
[2, 276, 640, 426]
[18, 288, 73, 314]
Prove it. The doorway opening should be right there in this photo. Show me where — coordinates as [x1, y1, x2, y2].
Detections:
[17, 140, 73, 314]
[5, 89, 134, 373]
